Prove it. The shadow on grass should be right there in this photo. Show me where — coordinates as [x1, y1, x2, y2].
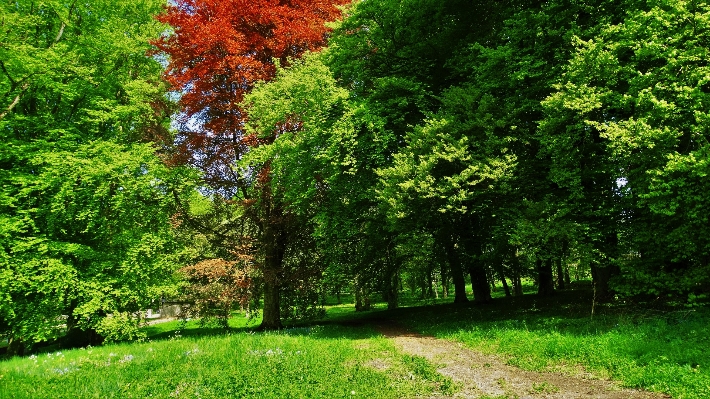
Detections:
[143, 286, 709, 350]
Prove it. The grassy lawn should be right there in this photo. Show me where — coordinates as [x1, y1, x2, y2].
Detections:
[2, 281, 709, 398]
[0, 323, 453, 399]
[397, 290, 710, 399]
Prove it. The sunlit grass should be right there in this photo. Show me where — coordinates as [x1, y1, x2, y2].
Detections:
[0, 324, 454, 399]
[5, 280, 704, 399]
[404, 292, 710, 399]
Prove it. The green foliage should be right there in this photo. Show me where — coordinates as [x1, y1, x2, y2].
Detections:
[377, 84, 516, 219]
[542, 0, 710, 295]
[94, 312, 147, 344]
[242, 52, 353, 213]
[0, 0, 183, 348]
[1, 141, 183, 345]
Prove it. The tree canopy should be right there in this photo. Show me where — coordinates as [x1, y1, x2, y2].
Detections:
[3, 0, 710, 347]
[0, 0, 185, 353]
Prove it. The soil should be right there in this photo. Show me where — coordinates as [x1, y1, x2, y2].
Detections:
[374, 320, 671, 399]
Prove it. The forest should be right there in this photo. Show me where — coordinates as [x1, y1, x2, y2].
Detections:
[2, 0, 710, 358]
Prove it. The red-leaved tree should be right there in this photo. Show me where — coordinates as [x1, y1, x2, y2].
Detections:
[153, 0, 347, 329]
[179, 257, 255, 329]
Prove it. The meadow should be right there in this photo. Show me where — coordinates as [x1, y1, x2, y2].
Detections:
[0, 322, 454, 399]
[402, 289, 710, 399]
[1, 282, 709, 399]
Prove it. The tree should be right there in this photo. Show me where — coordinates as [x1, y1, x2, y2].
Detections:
[438, 0, 634, 299]
[241, 51, 392, 314]
[179, 256, 255, 328]
[0, 0, 180, 353]
[325, 0, 515, 305]
[154, 0, 347, 329]
[541, 0, 710, 299]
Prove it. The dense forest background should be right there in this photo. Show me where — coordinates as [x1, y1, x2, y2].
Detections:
[2, 0, 709, 353]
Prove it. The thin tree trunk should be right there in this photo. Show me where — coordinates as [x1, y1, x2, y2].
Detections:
[385, 267, 399, 310]
[501, 275, 511, 297]
[555, 257, 565, 290]
[440, 263, 449, 298]
[431, 270, 439, 299]
[444, 240, 468, 303]
[511, 248, 524, 296]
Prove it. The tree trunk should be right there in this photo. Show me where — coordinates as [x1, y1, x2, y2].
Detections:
[555, 257, 565, 290]
[511, 249, 524, 296]
[258, 220, 287, 330]
[469, 264, 491, 303]
[385, 267, 399, 310]
[537, 257, 555, 296]
[354, 275, 371, 311]
[260, 279, 283, 330]
[431, 269, 439, 299]
[444, 239, 468, 303]
[437, 227, 469, 303]
[591, 231, 620, 302]
[501, 275, 511, 297]
[6, 337, 25, 357]
[451, 265, 468, 303]
[440, 263, 449, 298]
[591, 262, 617, 302]
[425, 267, 434, 299]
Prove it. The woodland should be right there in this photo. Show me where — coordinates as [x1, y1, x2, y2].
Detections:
[1, 0, 710, 357]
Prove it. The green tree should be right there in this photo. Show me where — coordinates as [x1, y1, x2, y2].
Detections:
[377, 85, 517, 303]
[0, 0, 180, 354]
[542, 0, 710, 298]
[326, 0, 514, 304]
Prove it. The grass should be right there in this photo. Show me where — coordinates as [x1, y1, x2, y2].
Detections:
[399, 289, 710, 399]
[3, 281, 709, 398]
[0, 324, 453, 399]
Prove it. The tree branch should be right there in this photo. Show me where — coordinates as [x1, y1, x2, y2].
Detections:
[0, 60, 17, 87]
[0, 82, 30, 120]
[50, 0, 77, 47]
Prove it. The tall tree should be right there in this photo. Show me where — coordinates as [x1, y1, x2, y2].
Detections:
[326, 0, 513, 304]
[541, 0, 710, 298]
[153, 0, 347, 329]
[0, 0, 179, 353]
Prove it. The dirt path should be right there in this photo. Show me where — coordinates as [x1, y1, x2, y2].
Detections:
[374, 321, 670, 399]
